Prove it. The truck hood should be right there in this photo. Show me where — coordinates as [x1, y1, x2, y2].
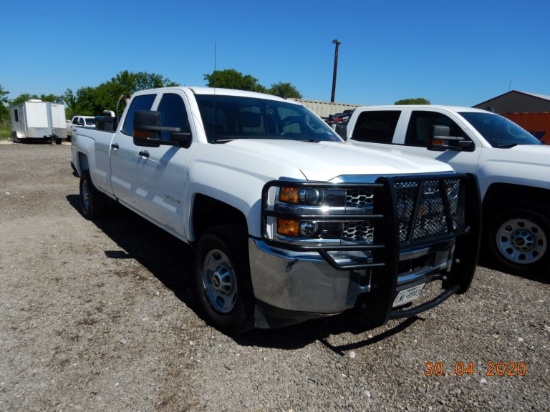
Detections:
[224, 140, 453, 181]
[489, 144, 550, 166]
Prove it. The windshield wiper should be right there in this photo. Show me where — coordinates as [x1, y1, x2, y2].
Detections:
[212, 138, 234, 144]
[494, 143, 517, 148]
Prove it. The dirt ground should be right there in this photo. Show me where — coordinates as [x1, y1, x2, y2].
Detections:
[0, 142, 549, 411]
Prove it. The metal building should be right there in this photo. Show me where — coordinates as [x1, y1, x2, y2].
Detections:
[474, 90, 550, 143]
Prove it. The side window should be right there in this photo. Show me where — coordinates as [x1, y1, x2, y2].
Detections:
[121, 94, 156, 136]
[157, 93, 191, 140]
[351, 111, 400, 143]
[405, 111, 468, 147]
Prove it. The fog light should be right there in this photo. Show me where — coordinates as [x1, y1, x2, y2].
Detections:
[300, 221, 319, 237]
[277, 219, 299, 236]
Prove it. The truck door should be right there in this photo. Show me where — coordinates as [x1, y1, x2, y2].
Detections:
[131, 92, 193, 238]
[398, 110, 482, 174]
[110, 93, 157, 211]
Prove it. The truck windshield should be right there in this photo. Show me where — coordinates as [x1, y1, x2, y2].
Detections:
[195, 95, 342, 143]
[460, 112, 541, 147]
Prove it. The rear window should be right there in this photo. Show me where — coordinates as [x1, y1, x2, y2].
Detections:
[351, 111, 400, 143]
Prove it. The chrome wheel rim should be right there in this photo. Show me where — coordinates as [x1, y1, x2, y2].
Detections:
[202, 249, 237, 313]
[496, 217, 546, 265]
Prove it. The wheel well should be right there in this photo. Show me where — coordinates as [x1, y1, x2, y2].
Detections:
[77, 153, 89, 174]
[192, 194, 248, 242]
[483, 183, 550, 220]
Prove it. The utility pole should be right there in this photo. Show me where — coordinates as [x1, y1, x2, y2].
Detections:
[331, 39, 341, 103]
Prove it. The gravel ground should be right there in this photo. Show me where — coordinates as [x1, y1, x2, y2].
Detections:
[0, 142, 549, 411]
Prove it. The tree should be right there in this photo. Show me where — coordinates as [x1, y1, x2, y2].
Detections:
[9, 93, 39, 106]
[267, 82, 302, 99]
[204, 69, 266, 93]
[64, 70, 178, 118]
[204, 69, 303, 98]
[0, 84, 9, 125]
[395, 98, 431, 105]
[9, 93, 64, 106]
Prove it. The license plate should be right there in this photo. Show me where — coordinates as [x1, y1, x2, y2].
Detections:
[393, 283, 426, 307]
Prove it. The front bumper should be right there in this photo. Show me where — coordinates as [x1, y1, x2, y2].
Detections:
[249, 235, 477, 329]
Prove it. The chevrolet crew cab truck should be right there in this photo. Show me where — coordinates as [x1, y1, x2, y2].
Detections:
[341, 105, 550, 276]
[71, 88, 480, 334]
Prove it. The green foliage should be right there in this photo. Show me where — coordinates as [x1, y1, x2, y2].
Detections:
[204, 69, 266, 93]
[9, 93, 65, 106]
[267, 82, 302, 99]
[0, 125, 10, 140]
[0, 84, 10, 126]
[1, 72, 178, 126]
[204, 69, 302, 98]
[394, 97, 431, 105]
[64, 70, 179, 118]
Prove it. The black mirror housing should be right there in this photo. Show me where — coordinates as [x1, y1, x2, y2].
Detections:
[133, 110, 192, 148]
[429, 125, 473, 152]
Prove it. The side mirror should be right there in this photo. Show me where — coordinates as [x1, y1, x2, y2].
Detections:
[133, 110, 162, 147]
[335, 122, 347, 140]
[428, 125, 473, 152]
[133, 110, 192, 148]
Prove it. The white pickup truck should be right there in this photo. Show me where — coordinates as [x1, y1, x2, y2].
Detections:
[71, 87, 480, 334]
[66, 115, 96, 140]
[341, 105, 550, 277]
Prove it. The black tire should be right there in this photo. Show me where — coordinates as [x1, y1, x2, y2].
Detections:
[79, 172, 108, 220]
[194, 224, 254, 335]
[487, 204, 550, 277]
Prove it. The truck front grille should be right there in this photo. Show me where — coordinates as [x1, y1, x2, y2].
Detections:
[394, 178, 465, 243]
[339, 178, 465, 245]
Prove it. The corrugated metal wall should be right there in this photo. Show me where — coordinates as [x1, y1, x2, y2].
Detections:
[291, 98, 361, 118]
[502, 112, 550, 144]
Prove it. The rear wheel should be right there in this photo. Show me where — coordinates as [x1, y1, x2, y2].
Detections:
[487, 204, 550, 277]
[79, 172, 108, 220]
[194, 224, 254, 334]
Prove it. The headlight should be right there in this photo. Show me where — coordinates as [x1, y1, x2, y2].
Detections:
[262, 183, 373, 245]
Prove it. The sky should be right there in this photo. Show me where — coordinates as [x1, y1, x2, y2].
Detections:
[2, 0, 549, 107]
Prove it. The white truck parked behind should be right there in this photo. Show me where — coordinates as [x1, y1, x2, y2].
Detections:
[10, 100, 67, 144]
[71, 87, 480, 334]
[66, 115, 96, 140]
[341, 105, 550, 276]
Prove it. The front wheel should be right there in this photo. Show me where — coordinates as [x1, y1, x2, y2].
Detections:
[487, 204, 550, 277]
[194, 225, 254, 334]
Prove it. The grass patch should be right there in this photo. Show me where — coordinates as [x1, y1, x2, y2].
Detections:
[0, 125, 11, 141]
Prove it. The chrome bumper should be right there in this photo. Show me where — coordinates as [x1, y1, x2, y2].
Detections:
[248, 237, 465, 329]
[249, 238, 371, 315]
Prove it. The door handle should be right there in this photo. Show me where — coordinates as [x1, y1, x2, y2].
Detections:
[111, 143, 119, 149]
[139, 150, 150, 158]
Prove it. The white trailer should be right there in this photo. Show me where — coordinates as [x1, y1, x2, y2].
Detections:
[10, 100, 68, 144]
